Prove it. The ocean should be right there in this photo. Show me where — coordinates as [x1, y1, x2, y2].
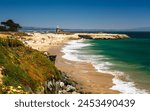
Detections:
[62, 32, 150, 94]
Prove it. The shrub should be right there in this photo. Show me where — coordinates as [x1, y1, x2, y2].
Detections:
[0, 37, 24, 47]
[0, 19, 21, 32]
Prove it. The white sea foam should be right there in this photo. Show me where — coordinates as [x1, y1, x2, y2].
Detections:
[62, 40, 91, 61]
[61, 40, 148, 94]
[111, 78, 148, 94]
[93, 63, 148, 94]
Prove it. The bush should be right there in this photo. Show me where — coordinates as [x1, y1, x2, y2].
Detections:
[0, 19, 21, 32]
[0, 37, 24, 47]
[0, 26, 7, 31]
[0, 40, 61, 93]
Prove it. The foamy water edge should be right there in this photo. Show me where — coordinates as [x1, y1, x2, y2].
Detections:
[61, 40, 148, 94]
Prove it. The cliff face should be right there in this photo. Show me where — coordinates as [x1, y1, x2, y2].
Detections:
[0, 37, 61, 94]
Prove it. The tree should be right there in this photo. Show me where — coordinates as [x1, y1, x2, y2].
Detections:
[0, 26, 6, 31]
[0, 19, 21, 32]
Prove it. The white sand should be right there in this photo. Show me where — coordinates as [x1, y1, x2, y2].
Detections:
[20, 32, 80, 51]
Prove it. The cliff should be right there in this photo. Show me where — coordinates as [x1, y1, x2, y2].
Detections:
[0, 37, 61, 93]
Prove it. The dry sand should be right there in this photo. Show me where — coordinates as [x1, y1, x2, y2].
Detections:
[48, 45, 120, 94]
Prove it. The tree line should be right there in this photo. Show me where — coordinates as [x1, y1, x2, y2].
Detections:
[0, 19, 21, 32]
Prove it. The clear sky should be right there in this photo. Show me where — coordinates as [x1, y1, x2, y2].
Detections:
[0, 0, 150, 29]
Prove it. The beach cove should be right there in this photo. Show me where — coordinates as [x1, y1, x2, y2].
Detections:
[48, 44, 119, 94]
[18, 32, 129, 94]
[1, 31, 150, 94]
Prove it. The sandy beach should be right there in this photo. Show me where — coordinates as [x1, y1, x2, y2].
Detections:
[48, 44, 119, 94]
[18, 32, 122, 94]
[1, 32, 148, 94]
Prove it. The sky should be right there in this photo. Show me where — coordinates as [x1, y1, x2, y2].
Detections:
[0, 0, 150, 29]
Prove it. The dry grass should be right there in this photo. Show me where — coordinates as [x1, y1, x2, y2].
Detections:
[0, 38, 60, 93]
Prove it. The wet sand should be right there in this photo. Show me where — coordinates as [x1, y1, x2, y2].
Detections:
[48, 45, 120, 94]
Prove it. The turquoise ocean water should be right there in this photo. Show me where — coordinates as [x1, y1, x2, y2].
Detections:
[62, 32, 150, 94]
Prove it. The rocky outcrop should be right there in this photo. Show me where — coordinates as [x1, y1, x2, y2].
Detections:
[48, 55, 57, 64]
[78, 33, 129, 39]
[44, 52, 57, 64]
[44, 71, 79, 94]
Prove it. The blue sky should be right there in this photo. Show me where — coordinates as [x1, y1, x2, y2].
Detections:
[0, 0, 150, 29]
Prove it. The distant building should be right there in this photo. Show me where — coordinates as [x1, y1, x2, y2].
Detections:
[56, 25, 63, 33]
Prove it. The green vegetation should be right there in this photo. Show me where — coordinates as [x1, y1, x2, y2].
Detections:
[0, 37, 61, 93]
[0, 37, 24, 47]
[0, 19, 21, 32]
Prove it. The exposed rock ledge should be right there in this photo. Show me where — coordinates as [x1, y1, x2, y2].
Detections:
[77, 33, 129, 39]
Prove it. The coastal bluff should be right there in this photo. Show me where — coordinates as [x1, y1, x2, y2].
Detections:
[77, 33, 129, 39]
[0, 32, 129, 52]
[0, 32, 129, 94]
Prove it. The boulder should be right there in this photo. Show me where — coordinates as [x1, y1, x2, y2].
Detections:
[48, 55, 57, 64]
[66, 85, 76, 92]
[60, 82, 65, 88]
[47, 81, 53, 91]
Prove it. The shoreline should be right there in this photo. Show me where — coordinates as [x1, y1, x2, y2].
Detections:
[48, 43, 120, 94]
[60, 39, 149, 94]
[1, 32, 149, 94]
[1, 32, 128, 94]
